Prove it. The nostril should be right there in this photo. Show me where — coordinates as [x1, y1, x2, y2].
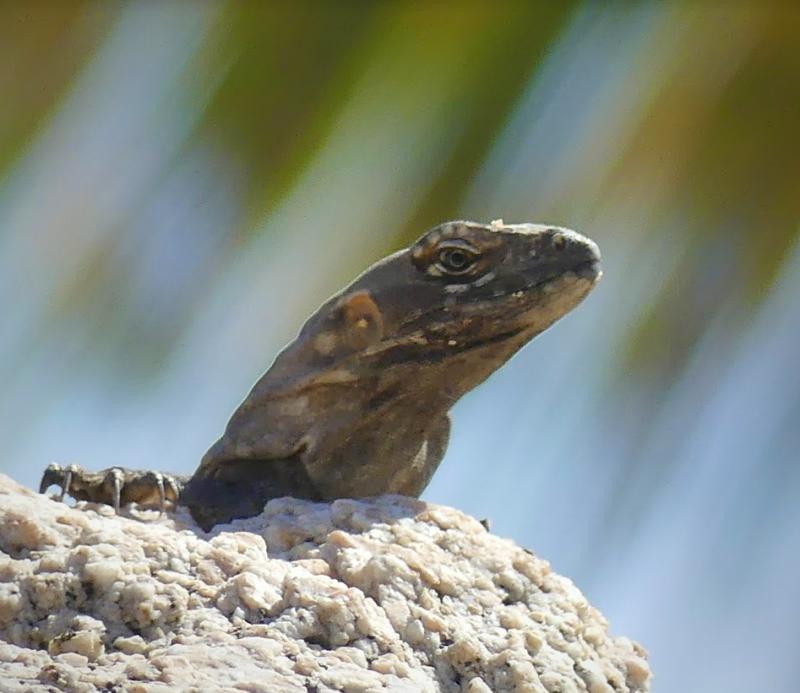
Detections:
[551, 231, 567, 251]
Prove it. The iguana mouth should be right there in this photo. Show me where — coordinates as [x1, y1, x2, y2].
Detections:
[378, 260, 601, 362]
[468, 258, 601, 310]
[527, 258, 602, 289]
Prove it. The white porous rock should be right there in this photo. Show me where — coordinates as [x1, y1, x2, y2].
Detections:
[0, 473, 650, 692]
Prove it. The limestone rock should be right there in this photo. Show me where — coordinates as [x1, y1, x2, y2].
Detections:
[0, 474, 650, 692]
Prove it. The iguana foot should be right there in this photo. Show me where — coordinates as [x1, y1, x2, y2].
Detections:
[39, 463, 185, 513]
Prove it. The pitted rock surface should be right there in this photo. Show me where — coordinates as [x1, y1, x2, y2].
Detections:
[0, 474, 650, 692]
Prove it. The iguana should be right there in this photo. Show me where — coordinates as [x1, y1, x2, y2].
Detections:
[40, 220, 601, 530]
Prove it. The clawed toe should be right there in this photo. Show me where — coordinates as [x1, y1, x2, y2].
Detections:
[39, 462, 79, 502]
[143, 471, 168, 513]
[104, 467, 125, 513]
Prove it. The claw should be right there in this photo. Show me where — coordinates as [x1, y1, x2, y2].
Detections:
[105, 468, 124, 513]
[145, 471, 167, 513]
[156, 474, 167, 512]
[59, 465, 77, 502]
[56, 470, 69, 502]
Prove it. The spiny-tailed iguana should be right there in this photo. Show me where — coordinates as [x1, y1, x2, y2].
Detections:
[40, 220, 601, 530]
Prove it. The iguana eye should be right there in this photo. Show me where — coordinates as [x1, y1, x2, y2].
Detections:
[437, 246, 478, 275]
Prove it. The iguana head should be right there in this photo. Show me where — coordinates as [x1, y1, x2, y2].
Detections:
[402, 219, 601, 346]
[305, 220, 600, 358]
[264, 219, 600, 393]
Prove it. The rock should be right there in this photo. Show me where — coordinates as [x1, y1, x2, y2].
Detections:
[0, 474, 650, 692]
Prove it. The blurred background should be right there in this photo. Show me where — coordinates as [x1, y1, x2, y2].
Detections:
[1, 1, 798, 690]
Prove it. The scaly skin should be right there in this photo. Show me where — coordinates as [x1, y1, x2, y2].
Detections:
[41, 220, 601, 530]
